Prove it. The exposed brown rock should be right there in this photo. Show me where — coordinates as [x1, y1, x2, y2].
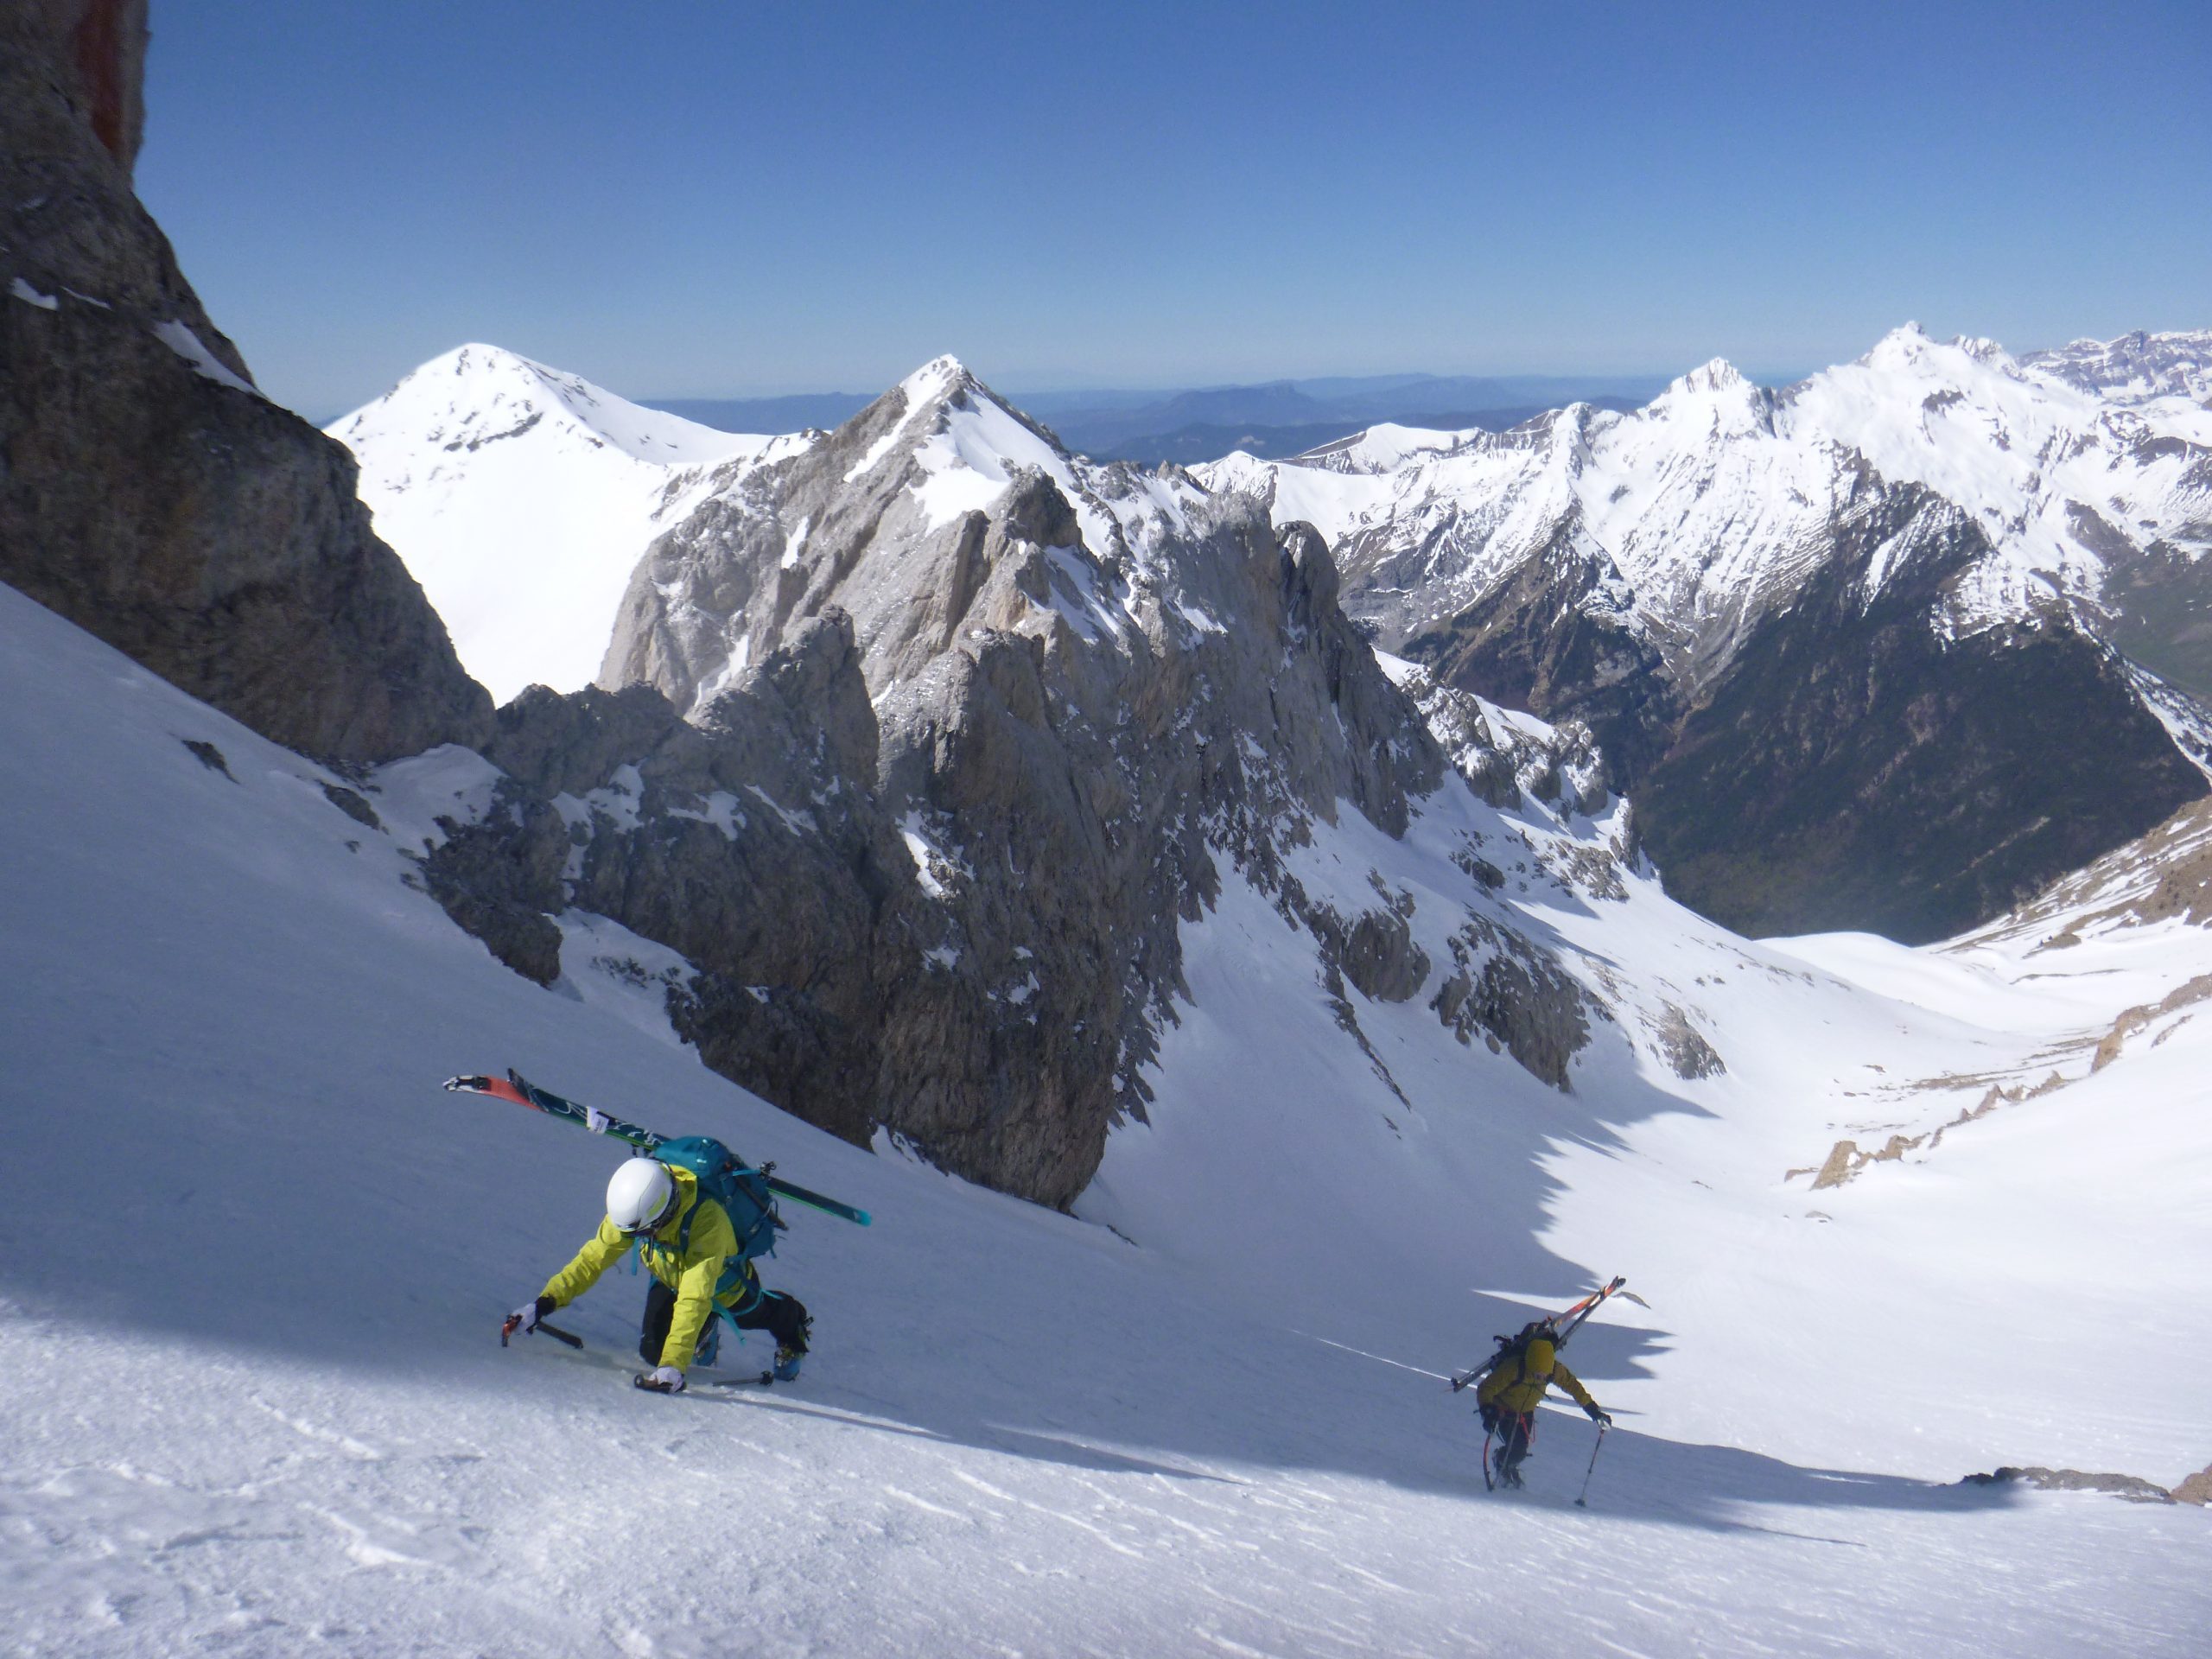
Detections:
[1808, 1140, 1860, 1191]
[1429, 913, 1592, 1090]
[2092, 975, 2212, 1071]
[1650, 1002, 1726, 1080]
[1961, 1466, 2175, 1504]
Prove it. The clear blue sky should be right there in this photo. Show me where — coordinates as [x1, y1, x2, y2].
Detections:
[139, 0, 2212, 418]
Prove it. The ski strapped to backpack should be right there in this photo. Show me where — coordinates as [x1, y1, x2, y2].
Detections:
[1449, 1275, 1643, 1392]
[442, 1070, 872, 1228]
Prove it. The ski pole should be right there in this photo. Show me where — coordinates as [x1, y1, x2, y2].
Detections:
[1574, 1423, 1608, 1507]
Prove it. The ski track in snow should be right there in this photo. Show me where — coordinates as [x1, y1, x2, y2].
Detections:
[0, 579, 2208, 1655]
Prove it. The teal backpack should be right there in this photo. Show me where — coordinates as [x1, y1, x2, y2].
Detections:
[642, 1136, 785, 1301]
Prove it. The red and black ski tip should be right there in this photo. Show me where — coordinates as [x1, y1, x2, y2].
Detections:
[443, 1070, 872, 1225]
[1554, 1275, 1642, 1347]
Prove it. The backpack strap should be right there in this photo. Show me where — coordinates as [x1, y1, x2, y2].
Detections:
[674, 1189, 696, 1255]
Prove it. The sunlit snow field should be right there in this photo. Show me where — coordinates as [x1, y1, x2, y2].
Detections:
[2, 582, 2206, 1656]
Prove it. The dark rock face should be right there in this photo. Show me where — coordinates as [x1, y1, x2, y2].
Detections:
[0, 3, 490, 764]
[1634, 492, 2207, 942]
[1429, 914, 1592, 1087]
[1395, 478, 2208, 943]
[2100, 536, 2212, 709]
[1403, 522, 1677, 791]
[427, 614, 914, 1153]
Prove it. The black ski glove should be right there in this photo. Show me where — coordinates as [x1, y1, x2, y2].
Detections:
[1586, 1404, 1612, 1427]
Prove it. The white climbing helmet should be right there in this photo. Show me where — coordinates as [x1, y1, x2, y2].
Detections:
[607, 1158, 677, 1236]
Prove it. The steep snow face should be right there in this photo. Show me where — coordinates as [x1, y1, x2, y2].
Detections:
[5, 579, 2209, 1656]
[329, 345, 814, 702]
[1204, 327, 2212, 686]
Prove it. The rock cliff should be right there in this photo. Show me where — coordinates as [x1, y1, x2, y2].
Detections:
[0, 0, 490, 763]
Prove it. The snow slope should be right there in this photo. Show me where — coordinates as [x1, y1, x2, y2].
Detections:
[1085, 726, 2212, 1483]
[328, 346, 813, 702]
[2, 582, 2209, 1655]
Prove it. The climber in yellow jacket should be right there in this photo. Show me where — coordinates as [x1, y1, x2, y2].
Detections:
[1474, 1318, 1611, 1487]
[507, 1157, 810, 1392]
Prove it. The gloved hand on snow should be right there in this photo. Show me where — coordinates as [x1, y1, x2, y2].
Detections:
[503, 1296, 556, 1343]
[635, 1365, 687, 1395]
[1586, 1405, 1612, 1427]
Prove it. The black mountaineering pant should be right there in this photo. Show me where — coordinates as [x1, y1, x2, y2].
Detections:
[639, 1276, 811, 1364]
[1484, 1405, 1535, 1482]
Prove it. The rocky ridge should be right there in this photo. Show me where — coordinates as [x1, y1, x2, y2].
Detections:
[2020, 329, 2212, 407]
[0, 1, 490, 763]
[416, 359, 1658, 1204]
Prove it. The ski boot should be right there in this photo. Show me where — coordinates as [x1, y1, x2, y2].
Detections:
[772, 1345, 804, 1382]
[694, 1317, 721, 1369]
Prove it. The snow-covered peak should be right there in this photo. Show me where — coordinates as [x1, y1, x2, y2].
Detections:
[1294, 421, 1477, 474]
[334, 342, 766, 467]
[331, 345, 812, 703]
[1845, 325, 2018, 390]
[1661, 357, 1748, 398]
[895, 353, 980, 409]
[1638, 357, 1770, 441]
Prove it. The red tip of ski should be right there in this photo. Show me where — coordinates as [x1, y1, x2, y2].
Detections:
[447, 1073, 534, 1109]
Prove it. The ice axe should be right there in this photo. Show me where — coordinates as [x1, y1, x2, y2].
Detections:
[500, 1313, 583, 1349]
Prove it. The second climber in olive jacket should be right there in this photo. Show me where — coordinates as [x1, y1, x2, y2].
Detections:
[1474, 1318, 1611, 1487]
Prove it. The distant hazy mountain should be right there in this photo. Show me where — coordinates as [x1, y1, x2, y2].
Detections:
[645, 372, 1673, 467]
[649, 392, 875, 433]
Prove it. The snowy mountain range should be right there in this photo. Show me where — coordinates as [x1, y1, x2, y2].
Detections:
[1203, 327, 2212, 655]
[1205, 326, 2212, 939]
[340, 324, 2212, 944]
